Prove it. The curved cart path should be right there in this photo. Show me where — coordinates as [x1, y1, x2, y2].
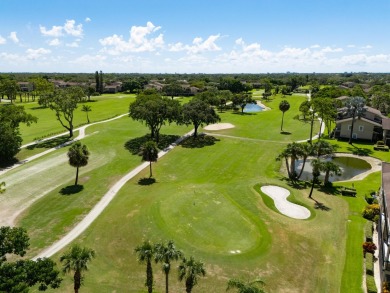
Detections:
[0, 114, 128, 177]
[33, 130, 194, 260]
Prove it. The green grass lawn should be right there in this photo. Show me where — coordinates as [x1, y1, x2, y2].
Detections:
[18, 93, 135, 144]
[2, 92, 381, 292]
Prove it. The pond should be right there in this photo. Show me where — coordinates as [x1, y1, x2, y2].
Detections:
[243, 103, 264, 113]
[295, 156, 371, 182]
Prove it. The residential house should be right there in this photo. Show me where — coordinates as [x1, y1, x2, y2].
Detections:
[17, 82, 33, 92]
[334, 106, 390, 143]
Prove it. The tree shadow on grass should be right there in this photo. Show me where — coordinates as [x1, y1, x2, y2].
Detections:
[124, 134, 180, 155]
[60, 185, 84, 195]
[27, 136, 72, 150]
[346, 146, 373, 156]
[0, 157, 18, 169]
[280, 131, 291, 135]
[180, 135, 219, 148]
[232, 112, 256, 116]
[313, 200, 331, 211]
[281, 177, 311, 190]
[138, 177, 156, 185]
[319, 184, 342, 196]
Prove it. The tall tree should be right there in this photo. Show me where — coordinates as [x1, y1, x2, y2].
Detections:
[296, 143, 313, 180]
[67, 142, 90, 186]
[232, 92, 255, 114]
[95, 71, 99, 93]
[60, 244, 95, 293]
[345, 96, 366, 144]
[181, 99, 221, 137]
[178, 256, 206, 293]
[33, 77, 55, 107]
[47, 87, 85, 137]
[135, 240, 155, 293]
[299, 100, 311, 121]
[81, 105, 92, 124]
[163, 82, 183, 99]
[154, 240, 183, 293]
[312, 97, 337, 138]
[99, 70, 104, 94]
[0, 226, 62, 292]
[226, 278, 266, 293]
[85, 86, 95, 102]
[308, 158, 322, 199]
[0, 104, 37, 162]
[129, 92, 181, 142]
[320, 161, 342, 186]
[279, 100, 290, 131]
[141, 141, 159, 178]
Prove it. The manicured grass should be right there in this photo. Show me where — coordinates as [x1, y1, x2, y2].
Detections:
[18, 93, 135, 144]
[205, 94, 319, 142]
[5, 92, 379, 292]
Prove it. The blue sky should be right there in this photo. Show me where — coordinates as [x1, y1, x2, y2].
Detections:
[0, 0, 389, 73]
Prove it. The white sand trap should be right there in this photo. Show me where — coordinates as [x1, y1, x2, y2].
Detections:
[260, 185, 310, 220]
[204, 123, 235, 130]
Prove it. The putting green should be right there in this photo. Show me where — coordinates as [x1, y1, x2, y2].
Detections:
[155, 187, 265, 255]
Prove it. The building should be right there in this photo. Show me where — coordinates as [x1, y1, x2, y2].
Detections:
[378, 162, 390, 284]
[17, 82, 33, 92]
[334, 106, 390, 143]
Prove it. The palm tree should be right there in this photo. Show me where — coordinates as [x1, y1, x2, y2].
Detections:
[312, 140, 335, 158]
[276, 149, 292, 179]
[345, 96, 366, 144]
[141, 141, 159, 178]
[60, 244, 95, 293]
[135, 240, 154, 293]
[67, 142, 90, 186]
[296, 143, 313, 180]
[227, 278, 266, 293]
[178, 256, 206, 293]
[277, 142, 306, 180]
[154, 240, 183, 293]
[320, 161, 342, 186]
[308, 158, 322, 199]
[279, 100, 290, 131]
[81, 105, 91, 124]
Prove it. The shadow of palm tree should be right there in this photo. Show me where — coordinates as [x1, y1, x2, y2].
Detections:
[60, 185, 84, 195]
[124, 134, 180, 155]
[138, 177, 156, 185]
[280, 131, 291, 135]
[27, 136, 72, 150]
[313, 200, 331, 211]
[180, 135, 219, 148]
[346, 146, 373, 156]
[281, 177, 311, 190]
[319, 184, 342, 195]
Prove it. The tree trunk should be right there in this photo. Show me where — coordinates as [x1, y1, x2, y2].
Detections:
[324, 171, 330, 186]
[146, 261, 153, 293]
[75, 167, 79, 185]
[193, 125, 198, 138]
[69, 127, 73, 138]
[281, 112, 285, 131]
[74, 271, 81, 293]
[86, 113, 90, 124]
[165, 272, 169, 293]
[349, 114, 356, 144]
[284, 157, 291, 178]
[149, 161, 153, 178]
[297, 157, 308, 180]
[308, 179, 315, 199]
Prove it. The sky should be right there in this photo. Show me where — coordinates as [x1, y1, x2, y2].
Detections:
[0, 0, 389, 73]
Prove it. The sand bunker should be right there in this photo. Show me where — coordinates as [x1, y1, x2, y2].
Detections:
[260, 185, 310, 220]
[204, 123, 235, 130]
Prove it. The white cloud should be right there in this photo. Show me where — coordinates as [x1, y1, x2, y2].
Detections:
[0, 52, 20, 61]
[0, 35, 6, 45]
[48, 38, 61, 46]
[40, 25, 63, 37]
[361, 45, 373, 49]
[40, 19, 83, 38]
[347, 44, 356, 48]
[64, 20, 83, 37]
[99, 21, 164, 54]
[320, 46, 343, 53]
[66, 42, 79, 48]
[169, 34, 221, 54]
[26, 48, 51, 60]
[85, 17, 91, 22]
[9, 32, 19, 43]
[310, 44, 321, 48]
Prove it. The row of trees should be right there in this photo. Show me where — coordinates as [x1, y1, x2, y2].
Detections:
[134, 240, 266, 293]
[129, 90, 221, 142]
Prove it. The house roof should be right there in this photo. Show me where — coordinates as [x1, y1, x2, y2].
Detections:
[336, 116, 382, 127]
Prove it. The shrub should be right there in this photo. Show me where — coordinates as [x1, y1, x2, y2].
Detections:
[363, 241, 377, 257]
[365, 194, 375, 204]
[362, 204, 380, 221]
